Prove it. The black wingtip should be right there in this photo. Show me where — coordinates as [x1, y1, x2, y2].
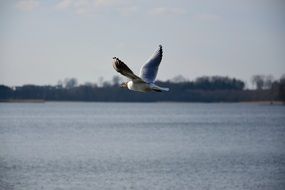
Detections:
[158, 45, 163, 55]
[158, 45, 163, 56]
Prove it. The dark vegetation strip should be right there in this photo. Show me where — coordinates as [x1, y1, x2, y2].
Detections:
[1, 75, 284, 102]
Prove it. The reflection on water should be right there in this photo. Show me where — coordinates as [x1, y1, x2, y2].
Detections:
[0, 102, 285, 190]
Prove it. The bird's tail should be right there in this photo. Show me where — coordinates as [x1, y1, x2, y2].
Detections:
[151, 84, 169, 92]
[158, 87, 170, 91]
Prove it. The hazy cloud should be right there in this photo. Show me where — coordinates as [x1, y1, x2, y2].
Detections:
[149, 7, 186, 16]
[72, 0, 94, 15]
[16, 0, 39, 11]
[55, 0, 98, 15]
[95, 0, 118, 6]
[117, 6, 138, 16]
[193, 13, 222, 22]
[55, 0, 135, 16]
[55, 0, 72, 10]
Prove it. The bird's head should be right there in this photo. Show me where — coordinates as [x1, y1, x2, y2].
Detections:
[120, 82, 128, 88]
[112, 57, 121, 68]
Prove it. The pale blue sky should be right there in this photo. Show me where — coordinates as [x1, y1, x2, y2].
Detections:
[0, 0, 284, 86]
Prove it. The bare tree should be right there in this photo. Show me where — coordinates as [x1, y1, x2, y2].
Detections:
[251, 75, 265, 90]
[98, 77, 104, 87]
[112, 76, 123, 86]
[264, 75, 274, 89]
[279, 74, 285, 102]
[56, 80, 63, 89]
[84, 82, 97, 87]
[171, 75, 187, 83]
[64, 78, 78, 89]
[103, 81, 112, 87]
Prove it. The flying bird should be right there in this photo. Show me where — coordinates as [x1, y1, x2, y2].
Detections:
[112, 45, 169, 92]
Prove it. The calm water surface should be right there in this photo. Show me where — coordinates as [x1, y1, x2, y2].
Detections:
[0, 102, 284, 190]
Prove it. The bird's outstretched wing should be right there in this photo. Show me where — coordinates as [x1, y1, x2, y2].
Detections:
[113, 57, 142, 81]
[139, 45, 163, 83]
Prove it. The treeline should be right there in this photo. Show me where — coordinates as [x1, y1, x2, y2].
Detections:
[0, 75, 284, 102]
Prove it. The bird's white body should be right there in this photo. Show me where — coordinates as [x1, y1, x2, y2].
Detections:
[113, 45, 169, 93]
[127, 81, 152, 92]
[127, 81, 169, 92]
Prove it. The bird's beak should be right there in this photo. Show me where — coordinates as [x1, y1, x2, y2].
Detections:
[120, 83, 127, 88]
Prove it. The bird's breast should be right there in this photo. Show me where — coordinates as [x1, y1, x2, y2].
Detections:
[127, 81, 152, 92]
[127, 81, 134, 90]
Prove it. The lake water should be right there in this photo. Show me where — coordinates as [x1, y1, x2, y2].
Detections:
[0, 102, 284, 190]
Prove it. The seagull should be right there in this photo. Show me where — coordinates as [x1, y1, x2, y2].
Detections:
[112, 45, 169, 92]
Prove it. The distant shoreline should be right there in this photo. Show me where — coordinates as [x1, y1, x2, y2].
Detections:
[0, 99, 46, 103]
[1, 75, 284, 103]
[0, 99, 283, 105]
